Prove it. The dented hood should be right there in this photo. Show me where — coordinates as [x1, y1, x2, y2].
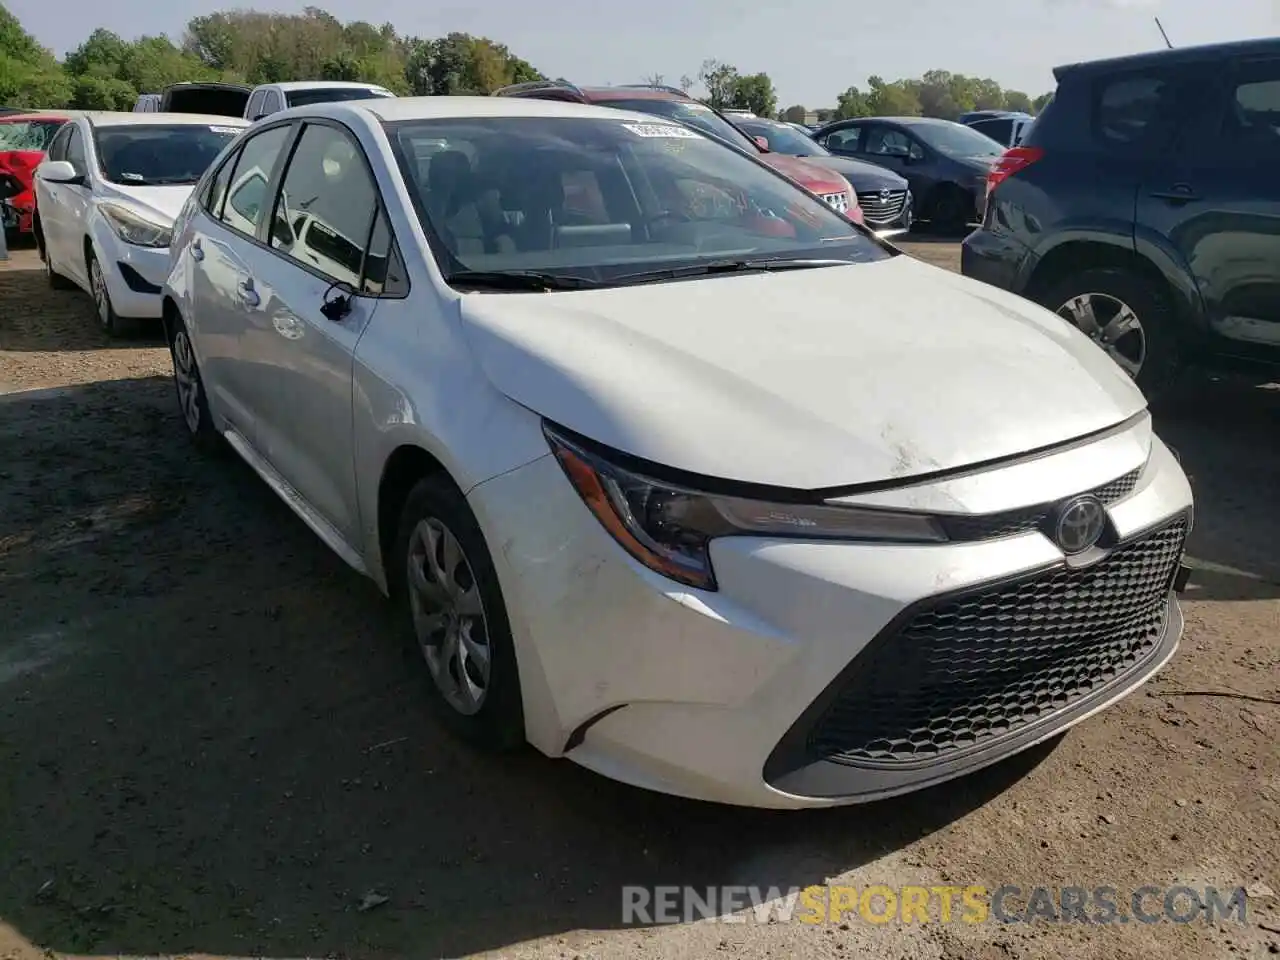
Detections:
[458, 255, 1146, 490]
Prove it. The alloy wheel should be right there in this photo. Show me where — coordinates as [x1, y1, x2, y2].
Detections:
[1056, 292, 1147, 378]
[406, 517, 491, 716]
[171, 329, 203, 434]
[90, 258, 111, 330]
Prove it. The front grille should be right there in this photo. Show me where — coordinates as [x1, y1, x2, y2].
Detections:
[821, 191, 850, 214]
[856, 188, 909, 224]
[939, 466, 1141, 542]
[806, 516, 1187, 766]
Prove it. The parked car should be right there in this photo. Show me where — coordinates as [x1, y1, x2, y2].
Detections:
[161, 94, 1192, 809]
[963, 112, 1035, 147]
[133, 93, 162, 113]
[33, 112, 250, 335]
[812, 116, 1004, 229]
[493, 81, 863, 224]
[957, 109, 1015, 125]
[962, 37, 1280, 398]
[735, 116, 914, 236]
[157, 81, 252, 119]
[0, 112, 70, 238]
[244, 81, 396, 121]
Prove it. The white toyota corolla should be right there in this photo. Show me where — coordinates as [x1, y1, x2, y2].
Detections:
[162, 96, 1194, 809]
[33, 112, 249, 336]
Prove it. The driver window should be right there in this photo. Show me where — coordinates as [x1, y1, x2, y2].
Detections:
[45, 124, 72, 162]
[269, 122, 377, 288]
[65, 127, 87, 176]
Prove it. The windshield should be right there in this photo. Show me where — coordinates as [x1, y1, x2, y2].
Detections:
[737, 120, 831, 157]
[386, 116, 886, 287]
[94, 124, 241, 186]
[0, 120, 65, 152]
[912, 121, 1005, 158]
[603, 99, 758, 152]
[286, 87, 395, 107]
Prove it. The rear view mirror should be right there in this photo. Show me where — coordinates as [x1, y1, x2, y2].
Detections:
[37, 160, 82, 185]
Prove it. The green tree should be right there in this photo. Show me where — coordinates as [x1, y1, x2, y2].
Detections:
[834, 85, 869, 120]
[69, 74, 136, 109]
[731, 71, 776, 117]
[404, 32, 542, 96]
[0, 3, 71, 107]
[865, 75, 921, 116]
[1003, 89, 1033, 113]
[781, 104, 807, 123]
[698, 59, 738, 110]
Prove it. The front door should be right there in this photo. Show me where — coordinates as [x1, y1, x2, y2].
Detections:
[240, 120, 388, 544]
[1139, 55, 1280, 367]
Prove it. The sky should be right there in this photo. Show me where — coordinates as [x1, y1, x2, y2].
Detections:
[8, 0, 1280, 106]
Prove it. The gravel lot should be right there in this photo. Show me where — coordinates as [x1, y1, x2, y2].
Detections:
[1, 238, 1277, 960]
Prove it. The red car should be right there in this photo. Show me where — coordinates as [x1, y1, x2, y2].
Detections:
[1, 112, 71, 237]
[493, 82, 863, 224]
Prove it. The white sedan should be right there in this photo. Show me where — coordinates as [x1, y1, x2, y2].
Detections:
[33, 112, 249, 336]
[162, 95, 1194, 809]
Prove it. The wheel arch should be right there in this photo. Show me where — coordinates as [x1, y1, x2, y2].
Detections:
[376, 444, 453, 591]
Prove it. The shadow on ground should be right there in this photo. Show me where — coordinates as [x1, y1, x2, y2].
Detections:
[0, 376, 1055, 958]
[0, 363, 1275, 957]
[0, 269, 163, 353]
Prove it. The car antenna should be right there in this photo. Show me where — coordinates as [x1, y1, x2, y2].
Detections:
[1154, 16, 1173, 49]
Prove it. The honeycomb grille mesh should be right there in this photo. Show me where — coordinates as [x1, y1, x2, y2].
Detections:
[939, 467, 1142, 542]
[807, 517, 1187, 765]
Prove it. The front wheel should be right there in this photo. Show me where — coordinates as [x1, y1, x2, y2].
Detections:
[390, 475, 525, 751]
[927, 184, 974, 233]
[1038, 266, 1183, 401]
[87, 250, 136, 338]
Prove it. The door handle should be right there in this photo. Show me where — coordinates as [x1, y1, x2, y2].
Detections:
[191, 238, 204, 261]
[236, 278, 260, 307]
[1150, 184, 1201, 203]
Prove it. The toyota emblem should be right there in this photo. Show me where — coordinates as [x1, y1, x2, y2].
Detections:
[1054, 496, 1107, 554]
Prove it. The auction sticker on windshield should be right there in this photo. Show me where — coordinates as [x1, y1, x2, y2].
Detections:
[622, 123, 701, 139]
[210, 126, 241, 135]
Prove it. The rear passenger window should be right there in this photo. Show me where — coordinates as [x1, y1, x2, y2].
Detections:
[1224, 60, 1280, 150]
[1095, 74, 1180, 147]
[218, 125, 292, 238]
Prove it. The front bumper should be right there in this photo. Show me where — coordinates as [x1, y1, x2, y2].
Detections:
[468, 426, 1193, 809]
[94, 230, 171, 319]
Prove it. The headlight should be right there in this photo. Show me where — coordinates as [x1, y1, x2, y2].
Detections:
[544, 423, 947, 591]
[99, 203, 172, 248]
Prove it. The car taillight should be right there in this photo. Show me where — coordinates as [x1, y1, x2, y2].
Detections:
[987, 146, 1043, 194]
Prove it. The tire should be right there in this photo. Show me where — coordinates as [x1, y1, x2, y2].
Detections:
[167, 310, 222, 453]
[927, 184, 974, 233]
[87, 249, 136, 338]
[1037, 266, 1183, 402]
[390, 475, 525, 752]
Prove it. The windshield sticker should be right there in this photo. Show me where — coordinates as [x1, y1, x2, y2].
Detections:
[209, 126, 241, 134]
[119, 172, 145, 181]
[621, 123, 701, 139]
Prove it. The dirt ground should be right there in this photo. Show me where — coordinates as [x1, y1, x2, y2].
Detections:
[1, 238, 1277, 960]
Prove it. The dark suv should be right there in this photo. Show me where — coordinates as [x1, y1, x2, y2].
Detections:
[962, 38, 1280, 398]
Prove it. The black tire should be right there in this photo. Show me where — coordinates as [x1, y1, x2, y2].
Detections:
[390, 474, 525, 752]
[166, 310, 222, 453]
[87, 249, 137, 338]
[927, 184, 974, 233]
[1036, 266, 1183, 402]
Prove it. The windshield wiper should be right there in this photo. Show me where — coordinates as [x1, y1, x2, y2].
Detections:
[610, 258, 852, 286]
[445, 270, 605, 292]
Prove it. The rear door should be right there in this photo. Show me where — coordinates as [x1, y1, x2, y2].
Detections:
[1137, 55, 1280, 365]
[185, 121, 295, 436]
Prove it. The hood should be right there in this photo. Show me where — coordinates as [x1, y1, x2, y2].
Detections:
[100, 184, 196, 224]
[801, 156, 908, 192]
[760, 153, 850, 195]
[457, 255, 1146, 490]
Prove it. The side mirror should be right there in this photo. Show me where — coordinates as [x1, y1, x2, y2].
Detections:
[753, 135, 770, 152]
[37, 160, 83, 185]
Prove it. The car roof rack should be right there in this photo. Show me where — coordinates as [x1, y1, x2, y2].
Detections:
[617, 83, 692, 97]
[492, 79, 587, 100]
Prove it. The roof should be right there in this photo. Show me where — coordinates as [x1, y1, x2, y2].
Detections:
[85, 112, 252, 129]
[268, 80, 392, 91]
[355, 95, 664, 123]
[1054, 36, 1280, 80]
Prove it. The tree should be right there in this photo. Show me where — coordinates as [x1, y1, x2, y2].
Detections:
[865, 75, 921, 116]
[1032, 91, 1054, 113]
[1003, 89, 1033, 114]
[69, 74, 136, 109]
[698, 59, 738, 110]
[0, 3, 71, 107]
[834, 85, 869, 120]
[404, 32, 542, 96]
[781, 104, 807, 123]
[732, 72, 776, 117]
